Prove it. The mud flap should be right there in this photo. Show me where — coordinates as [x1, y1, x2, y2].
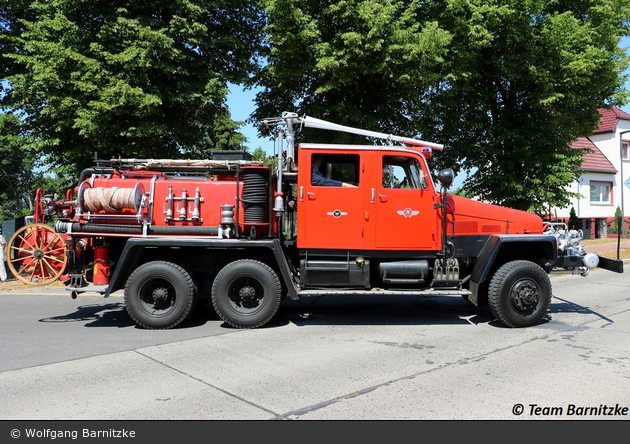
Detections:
[597, 256, 624, 274]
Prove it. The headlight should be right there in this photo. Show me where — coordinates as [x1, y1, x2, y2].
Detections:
[583, 253, 599, 269]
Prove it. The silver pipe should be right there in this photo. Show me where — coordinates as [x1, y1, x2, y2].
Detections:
[191, 188, 201, 221]
[549, 267, 589, 277]
[178, 189, 187, 220]
[273, 129, 284, 215]
[286, 118, 295, 171]
[165, 186, 173, 221]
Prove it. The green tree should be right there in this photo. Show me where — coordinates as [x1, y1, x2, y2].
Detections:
[181, 110, 249, 158]
[3, 0, 263, 174]
[249, 146, 276, 164]
[416, 0, 629, 213]
[0, 112, 33, 220]
[612, 205, 622, 234]
[254, 0, 451, 143]
[568, 207, 579, 230]
[254, 0, 629, 213]
[0, 0, 33, 88]
[213, 114, 248, 151]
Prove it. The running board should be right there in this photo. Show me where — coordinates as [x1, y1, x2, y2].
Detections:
[298, 288, 472, 297]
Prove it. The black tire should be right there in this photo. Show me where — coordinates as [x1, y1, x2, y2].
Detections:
[124, 261, 197, 329]
[211, 259, 282, 329]
[488, 260, 552, 328]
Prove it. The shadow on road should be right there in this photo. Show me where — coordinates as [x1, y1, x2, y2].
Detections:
[38, 301, 221, 329]
[548, 295, 614, 324]
[37, 293, 606, 331]
[265, 294, 500, 329]
[39, 303, 136, 327]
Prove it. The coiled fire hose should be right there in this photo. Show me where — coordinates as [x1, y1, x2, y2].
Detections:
[82, 187, 136, 213]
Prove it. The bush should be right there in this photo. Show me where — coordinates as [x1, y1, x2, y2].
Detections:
[568, 207, 579, 230]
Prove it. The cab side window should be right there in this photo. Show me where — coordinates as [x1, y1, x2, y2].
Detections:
[382, 156, 427, 189]
[311, 153, 360, 187]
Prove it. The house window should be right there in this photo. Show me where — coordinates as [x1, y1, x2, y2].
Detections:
[590, 181, 612, 204]
[623, 141, 630, 161]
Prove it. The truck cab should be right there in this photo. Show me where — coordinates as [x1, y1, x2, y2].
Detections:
[297, 144, 440, 252]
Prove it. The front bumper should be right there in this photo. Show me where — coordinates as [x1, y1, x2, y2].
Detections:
[555, 254, 624, 274]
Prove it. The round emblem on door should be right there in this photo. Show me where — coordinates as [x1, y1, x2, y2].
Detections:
[327, 209, 348, 218]
[396, 208, 419, 218]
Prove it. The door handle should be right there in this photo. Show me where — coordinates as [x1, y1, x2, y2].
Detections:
[300, 186, 304, 201]
[371, 188, 375, 204]
[379, 194, 388, 199]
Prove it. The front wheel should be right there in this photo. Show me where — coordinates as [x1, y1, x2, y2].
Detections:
[211, 259, 282, 329]
[124, 261, 197, 329]
[488, 260, 552, 328]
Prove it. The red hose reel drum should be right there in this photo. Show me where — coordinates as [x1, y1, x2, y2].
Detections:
[78, 181, 145, 214]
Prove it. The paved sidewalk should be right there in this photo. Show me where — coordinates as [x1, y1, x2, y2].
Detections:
[585, 240, 630, 254]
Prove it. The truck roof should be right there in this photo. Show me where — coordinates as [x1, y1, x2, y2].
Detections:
[298, 143, 435, 158]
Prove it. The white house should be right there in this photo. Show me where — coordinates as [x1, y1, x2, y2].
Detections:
[549, 106, 630, 239]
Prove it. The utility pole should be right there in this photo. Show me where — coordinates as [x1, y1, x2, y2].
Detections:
[620, 130, 629, 238]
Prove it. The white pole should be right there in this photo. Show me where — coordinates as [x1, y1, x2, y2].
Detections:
[620, 131, 629, 238]
[301, 116, 445, 150]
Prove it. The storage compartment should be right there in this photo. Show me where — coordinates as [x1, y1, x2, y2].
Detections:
[212, 150, 253, 161]
[299, 259, 370, 288]
[378, 260, 429, 284]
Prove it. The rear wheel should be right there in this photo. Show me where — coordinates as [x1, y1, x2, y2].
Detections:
[211, 259, 282, 329]
[488, 260, 552, 328]
[7, 224, 68, 285]
[124, 261, 197, 329]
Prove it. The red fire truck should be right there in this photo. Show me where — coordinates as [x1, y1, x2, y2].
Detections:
[5, 113, 624, 329]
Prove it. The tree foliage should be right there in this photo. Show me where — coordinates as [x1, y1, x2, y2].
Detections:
[0, 112, 33, 220]
[249, 146, 276, 164]
[255, 0, 629, 212]
[213, 114, 248, 151]
[2, 0, 262, 174]
[254, 0, 451, 143]
[416, 0, 629, 213]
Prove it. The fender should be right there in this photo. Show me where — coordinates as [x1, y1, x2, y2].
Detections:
[468, 235, 557, 306]
[103, 237, 299, 299]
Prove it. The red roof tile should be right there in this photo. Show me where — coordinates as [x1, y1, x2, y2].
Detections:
[571, 137, 617, 173]
[595, 106, 630, 133]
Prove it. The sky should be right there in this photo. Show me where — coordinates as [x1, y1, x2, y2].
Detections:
[227, 36, 630, 190]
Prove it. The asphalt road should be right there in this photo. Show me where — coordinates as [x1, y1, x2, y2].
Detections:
[0, 265, 629, 420]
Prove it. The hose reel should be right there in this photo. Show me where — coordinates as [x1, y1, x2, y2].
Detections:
[78, 181, 145, 214]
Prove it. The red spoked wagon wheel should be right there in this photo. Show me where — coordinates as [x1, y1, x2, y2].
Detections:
[6, 223, 68, 286]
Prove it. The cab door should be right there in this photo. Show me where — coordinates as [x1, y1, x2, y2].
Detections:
[373, 153, 439, 250]
[297, 150, 365, 249]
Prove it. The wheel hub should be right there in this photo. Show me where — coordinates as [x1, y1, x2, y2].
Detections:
[152, 287, 169, 302]
[33, 249, 44, 260]
[239, 286, 256, 302]
[510, 280, 540, 312]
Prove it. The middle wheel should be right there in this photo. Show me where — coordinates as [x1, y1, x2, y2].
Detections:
[211, 259, 282, 329]
[124, 261, 197, 329]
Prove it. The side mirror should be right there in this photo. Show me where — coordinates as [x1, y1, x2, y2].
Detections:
[437, 168, 455, 187]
